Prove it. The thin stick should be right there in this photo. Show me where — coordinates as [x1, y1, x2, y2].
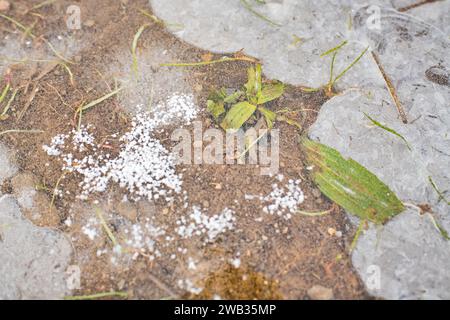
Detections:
[371, 51, 408, 123]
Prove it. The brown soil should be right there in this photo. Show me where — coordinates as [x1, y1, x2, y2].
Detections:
[0, 0, 368, 299]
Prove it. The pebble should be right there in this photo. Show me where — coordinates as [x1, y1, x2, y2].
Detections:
[84, 20, 95, 28]
[0, 0, 10, 12]
[307, 285, 334, 300]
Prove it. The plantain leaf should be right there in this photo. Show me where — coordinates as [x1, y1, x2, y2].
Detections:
[303, 138, 404, 224]
[208, 87, 227, 102]
[220, 101, 257, 130]
[207, 100, 225, 120]
[257, 82, 284, 104]
[224, 90, 244, 104]
[244, 64, 262, 103]
[259, 106, 277, 129]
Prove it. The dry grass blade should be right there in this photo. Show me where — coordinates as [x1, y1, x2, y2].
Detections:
[0, 14, 31, 35]
[32, 0, 58, 10]
[161, 56, 256, 67]
[297, 208, 332, 217]
[0, 129, 43, 136]
[49, 173, 65, 215]
[64, 291, 128, 300]
[132, 24, 150, 77]
[78, 87, 123, 112]
[371, 51, 408, 123]
[59, 62, 74, 86]
[95, 208, 119, 246]
[0, 88, 19, 120]
[0, 83, 10, 104]
[364, 112, 411, 150]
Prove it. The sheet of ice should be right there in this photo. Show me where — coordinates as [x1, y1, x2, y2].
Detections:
[0, 196, 72, 299]
[0, 143, 17, 194]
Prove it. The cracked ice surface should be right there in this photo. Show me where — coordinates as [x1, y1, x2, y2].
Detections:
[149, 0, 450, 299]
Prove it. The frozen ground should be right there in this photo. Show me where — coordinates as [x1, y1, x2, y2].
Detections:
[149, 0, 450, 299]
[0, 145, 72, 299]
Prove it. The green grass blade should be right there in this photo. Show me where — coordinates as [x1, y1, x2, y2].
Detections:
[332, 46, 369, 85]
[320, 40, 348, 57]
[364, 112, 411, 151]
[240, 0, 281, 27]
[79, 87, 123, 112]
[428, 176, 450, 205]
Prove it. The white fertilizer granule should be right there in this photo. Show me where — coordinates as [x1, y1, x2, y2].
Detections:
[176, 206, 236, 242]
[245, 179, 305, 219]
[43, 93, 199, 203]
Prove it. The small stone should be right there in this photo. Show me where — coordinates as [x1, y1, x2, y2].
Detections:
[214, 183, 222, 190]
[202, 200, 210, 208]
[162, 208, 169, 215]
[0, 1, 10, 12]
[327, 227, 336, 236]
[307, 285, 334, 300]
[74, 55, 82, 63]
[84, 20, 95, 27]
[312, 188, 322, 198]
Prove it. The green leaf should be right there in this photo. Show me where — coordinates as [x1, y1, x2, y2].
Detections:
[244, 64, 262, 103]
[208, 88, 227, 102]
[220, 101, 257, 130]
[303, 138, 404, 224]
[257, 82, 284, 104]
[224, 90, 243, 104]
[259, 106, 277, 129]
[207, 100, 225, 120]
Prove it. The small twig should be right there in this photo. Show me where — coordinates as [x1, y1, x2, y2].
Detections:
[371, 51, 408, 124]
